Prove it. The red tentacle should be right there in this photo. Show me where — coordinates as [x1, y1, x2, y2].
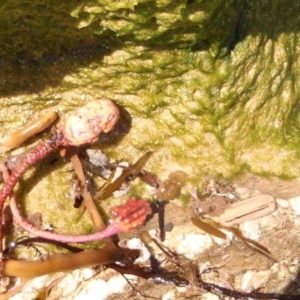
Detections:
[0, 132, 65, 260]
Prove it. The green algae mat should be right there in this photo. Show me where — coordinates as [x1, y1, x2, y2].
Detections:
[0, 1, 300, 233]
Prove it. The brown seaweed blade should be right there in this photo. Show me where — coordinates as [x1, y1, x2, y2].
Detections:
[97, 151, 153, 200]
[224, 225, 276, 262]
[191, 217, 227, 240]
[192, 215, 275, 262]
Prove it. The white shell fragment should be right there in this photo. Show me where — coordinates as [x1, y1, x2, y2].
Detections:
[218, 194, 276, 226]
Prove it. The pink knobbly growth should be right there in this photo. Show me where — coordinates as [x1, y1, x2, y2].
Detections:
[110, 197, 152, 232]
[62, 99, 120, 146]
[0, 99, 120, 266]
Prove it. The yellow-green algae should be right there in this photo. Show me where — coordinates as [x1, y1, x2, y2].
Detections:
[0, 0, 300, 252]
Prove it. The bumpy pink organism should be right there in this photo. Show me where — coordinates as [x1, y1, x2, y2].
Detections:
[110, 197, 152, 232]
[1, 100, 151, 247]
[9, 193, 151, 242]
[0, 99, 120, 264]
[62, 100, 120, 146]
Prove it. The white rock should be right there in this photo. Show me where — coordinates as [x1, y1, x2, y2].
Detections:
[163, 223, 213, 259]
[122, 237, 150, 263]
[241, 269, 271, 290]
[239, 220, 261, 240]
[289, 196, 300, 215]
[201, 292, 220, 300]
[73, 279, 111, 300]
[107, 274, 128, 293]
[276, 198, 290, 209]
[60, 269, 96, 296]
[10, 275, 51, 300]
[162, 290, 176, 300]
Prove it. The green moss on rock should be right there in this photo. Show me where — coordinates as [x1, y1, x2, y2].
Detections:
[0, 0, 239, 61]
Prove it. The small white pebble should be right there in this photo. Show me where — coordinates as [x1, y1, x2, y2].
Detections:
[107, 274, 128, 293]
[176, 285, 188, 293]
[123, 238, 150, 263]
[289, 196, 300, 215]
[60, 269, 96, 296]
[166, 232, 213, 260]
[239, 220, 261, 240]
[241, 269, 271, 291]
[148, 229, 157, 238]
[162, 290, 176, 300]
[73, 279, 111, 300]
[201, 292, 220, 300]
[161, 223, 214, 259]
[276, 198, 290, 209]
[10, 275, 50, 300]
[176, 233, 212, 259]
[86, 149, 109, 167]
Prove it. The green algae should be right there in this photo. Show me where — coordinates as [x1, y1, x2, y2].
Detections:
[1, 0, 300, 251]
[0, 0, 239, 62]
